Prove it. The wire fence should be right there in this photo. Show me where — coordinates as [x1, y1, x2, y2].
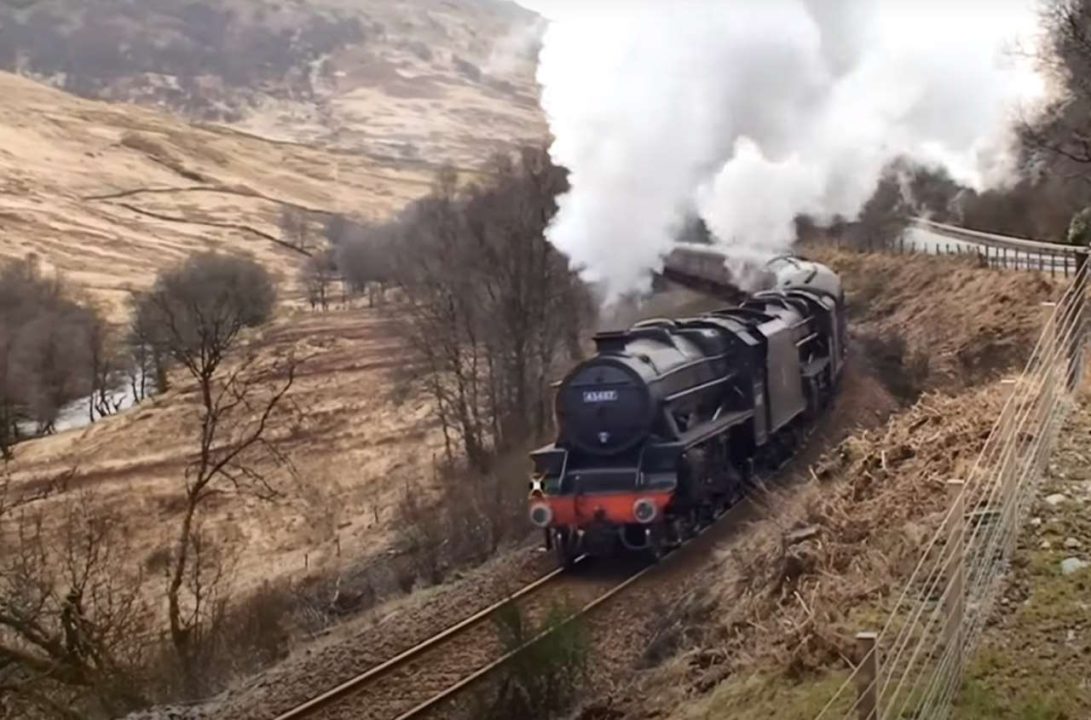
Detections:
[811, 250, 1090, 719]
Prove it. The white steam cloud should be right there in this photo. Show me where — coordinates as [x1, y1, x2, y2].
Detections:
[518, 0, 1046, 299]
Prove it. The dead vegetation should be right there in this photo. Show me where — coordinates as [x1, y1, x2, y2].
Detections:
[624, 383, 1010, 720]
[0, 255, 122, 457]
[857, 332, 930, 405]
[810, 248, 1062, 390]
[0, 251, 314, 715]
[385, 147, 592, 473]
[393, 450, 537, 591]
[0, 478, 153, 719]
[130, 252, 299, 694]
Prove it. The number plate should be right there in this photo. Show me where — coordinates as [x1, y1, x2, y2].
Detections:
[582, 389, 618, 403]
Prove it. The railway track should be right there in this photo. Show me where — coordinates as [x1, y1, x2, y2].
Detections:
[272, 554, 654, 720]
[271, 428, 816, 720]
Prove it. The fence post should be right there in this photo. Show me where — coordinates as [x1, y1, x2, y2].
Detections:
[1068, 249, 1089, 390]
[945, 480, 966, 681]
[855, 631, 879, 720]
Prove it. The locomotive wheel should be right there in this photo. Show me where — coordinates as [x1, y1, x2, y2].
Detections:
[645, 526, 667, 562]
[553, 528, 579, 569]
[673, 511, 698, 543]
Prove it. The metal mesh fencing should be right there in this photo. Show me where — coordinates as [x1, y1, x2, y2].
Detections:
[812, 253, 1089, 720]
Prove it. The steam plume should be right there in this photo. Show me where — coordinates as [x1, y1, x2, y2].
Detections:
[520, 0, 1044, 299]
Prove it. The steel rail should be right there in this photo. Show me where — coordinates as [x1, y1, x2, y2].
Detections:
[386, 432, 818, 720]
[390, 557, 658, 720]
[274, 477, 755, 720]
[271, 555, 588, 720]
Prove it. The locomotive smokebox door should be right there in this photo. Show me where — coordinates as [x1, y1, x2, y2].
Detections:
[559, 363, 654, 456]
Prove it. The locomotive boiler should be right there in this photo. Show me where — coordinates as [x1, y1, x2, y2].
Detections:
[528, 254, 846, 565]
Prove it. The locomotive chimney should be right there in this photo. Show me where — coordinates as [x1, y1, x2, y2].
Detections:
[593, 331, 629, 353]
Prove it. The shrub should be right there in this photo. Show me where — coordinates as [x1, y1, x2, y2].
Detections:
[477, 600, 591, 720]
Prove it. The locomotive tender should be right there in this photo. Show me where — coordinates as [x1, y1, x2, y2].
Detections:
[528, 253, 847, 565]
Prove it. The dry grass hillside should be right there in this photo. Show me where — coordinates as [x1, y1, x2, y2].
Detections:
[0, 0, 546, 166]
[0, 69, 452, 319]
[7, 306, 448, 596]
[0, 6, 549, 700]
[0, 0, 547, 584]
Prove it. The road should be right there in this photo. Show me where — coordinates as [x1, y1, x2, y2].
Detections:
[906, 218, 1082, 274]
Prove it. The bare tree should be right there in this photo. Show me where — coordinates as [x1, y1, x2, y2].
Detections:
[130, 252, 298, 690]
[0, 256, 109, 442]
[0, 325, 15, 461]
[128, 293, 170, 396]
[299, 249, 336, 311]
[1014, 0, 1091, 226]
[86, 312, 126, 423]
[390, 148, 592, 472]
[279, 207, 314, 254]
[334, 221, 394, 307]
[323, 213, 349, 247]
[0, 476, 153, 719]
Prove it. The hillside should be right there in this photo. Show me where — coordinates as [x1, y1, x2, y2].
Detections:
[0, 6, 548, 709]
[0, 0, 549, 595]
[0, 70, 437, 318]
[0, 0, 546, 166]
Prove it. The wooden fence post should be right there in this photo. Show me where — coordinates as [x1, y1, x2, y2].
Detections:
[855, 632, 879, 720]
[945, 479, 966, 679]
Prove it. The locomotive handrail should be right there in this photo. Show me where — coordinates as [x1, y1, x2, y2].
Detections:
[676, 408, 754, 446]
[664, 373, 735, 403]
[795, 332, 819, 347]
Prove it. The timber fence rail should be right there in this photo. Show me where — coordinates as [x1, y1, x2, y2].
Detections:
[810, 252, 1090, 720]
[817, 217, 1084, 278]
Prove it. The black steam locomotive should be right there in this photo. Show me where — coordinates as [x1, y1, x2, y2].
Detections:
[528, 253, 846, 564]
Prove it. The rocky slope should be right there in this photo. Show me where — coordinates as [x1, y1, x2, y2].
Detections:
[0, 0, 546, 166]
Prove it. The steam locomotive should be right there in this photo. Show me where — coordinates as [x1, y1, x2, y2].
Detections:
[528, 253, 846, 565]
